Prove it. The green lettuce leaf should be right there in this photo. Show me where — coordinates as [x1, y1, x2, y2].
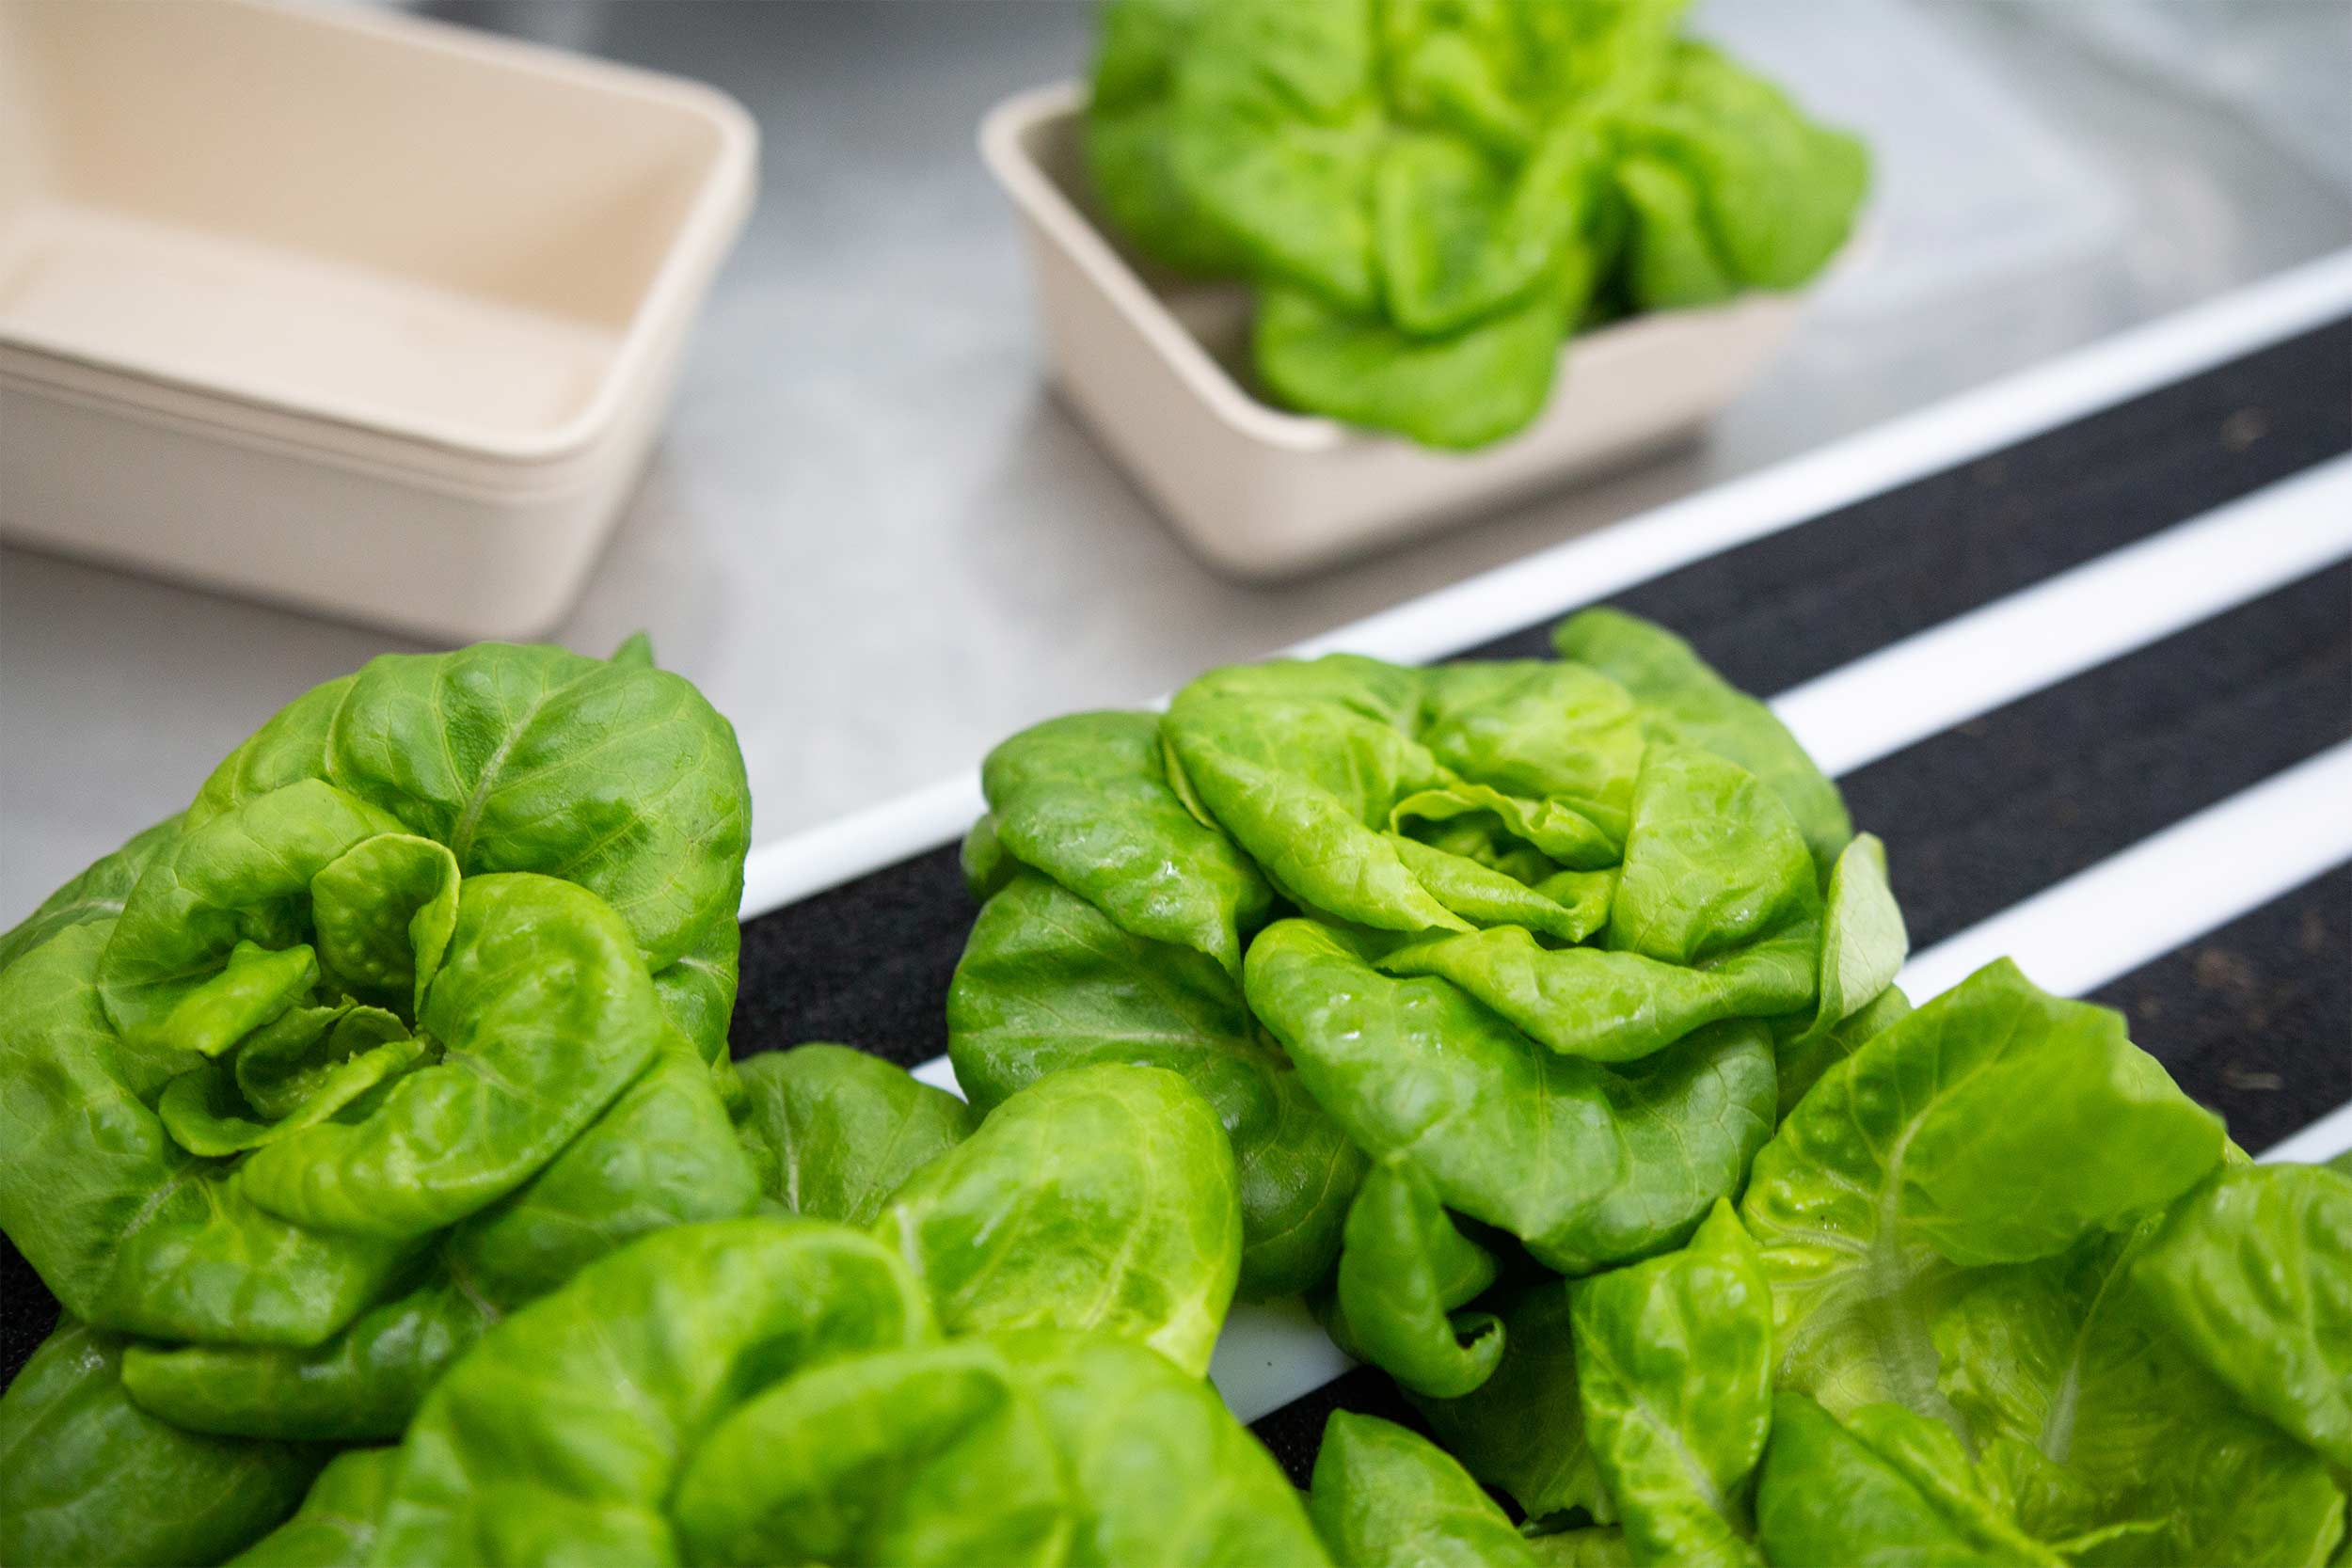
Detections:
[1755, 1393, 2056, 1567]
[1743, 958, 2223, 1424]
[0, 1321, 320, 1568]
[1771, 832, 1908, 1114]
[1165, 0, 1383, 310]
[188, 642, 751, 974]
[736, 1043, 977, 1227]
[1309, 1410, 1537, 1568]
[1552, 609, 1851, 877]
[980, 711, 1270, 976]
[1248, 918, 1774, 1274]
[1253, 277, 1573, 451]
[1570, 1200, 1771, 1567]
[996, 1331, 1332, 1567]
[227, 1448, 396, 1568]
[1410, 1284, 1617, 1526]
[871, 1064, 1240, 1375]
[2128, 1162, 2352, 1469]
[370, 1220, 935, 1564]
[948, 871, 1362, 1298]
[1935, 1230, 2345, 1566]
[1320, 1158, 1502, 1399]
[671, 1340, 1074, 1568]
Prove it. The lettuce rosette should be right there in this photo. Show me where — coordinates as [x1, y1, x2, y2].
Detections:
[225, 1059, 1327, 1568]
[0, 640, 757, 1562]
[949, 610, 1902, 1332]
[1406, 962, 2348, 1568]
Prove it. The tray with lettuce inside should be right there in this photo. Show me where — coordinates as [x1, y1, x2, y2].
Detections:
[1084, 0, 1868, 449]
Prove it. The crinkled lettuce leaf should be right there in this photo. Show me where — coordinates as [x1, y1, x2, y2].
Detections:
[1570, 1201, 1771, 1567]
[2128, 1162, 2352, 1470]
[872, 1063, 1240, 1375]
[1319, 1158, 1502, 1399]
[1743, 958, 2223, 1425]
[948, 870, 1363, 1298]
[1249, 918, 1774, 1275]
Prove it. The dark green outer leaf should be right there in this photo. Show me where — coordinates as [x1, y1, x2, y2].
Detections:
[648, 909, 740, 1069]
[994, 1331, 1333, 1568]
[0, 1320, 321, 1568]
[0, 815, 182, 979]
[670, 1340, 1074, 1568]
[186, 643, 751, 974]
[122, 1274, 491, 1444]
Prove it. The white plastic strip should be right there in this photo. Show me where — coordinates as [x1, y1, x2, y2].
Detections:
[738, 773, 984, 920]
[1774, 457, 2352, 777]
[739, 250, 2352, 918]
[1288, 247, 2352, 668]
[2263, 1103, 2352, 1165]
[1896, 741, 2352, 1006]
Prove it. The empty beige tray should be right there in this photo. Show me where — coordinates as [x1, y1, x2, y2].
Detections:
[0, 0, 755, 641]
[982, 83, 1830, 578]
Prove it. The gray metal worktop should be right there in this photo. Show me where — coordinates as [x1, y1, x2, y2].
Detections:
[5, 0, 2348, 923]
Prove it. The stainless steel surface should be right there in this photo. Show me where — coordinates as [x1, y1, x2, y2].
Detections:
[5, 0, 2348, 923]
